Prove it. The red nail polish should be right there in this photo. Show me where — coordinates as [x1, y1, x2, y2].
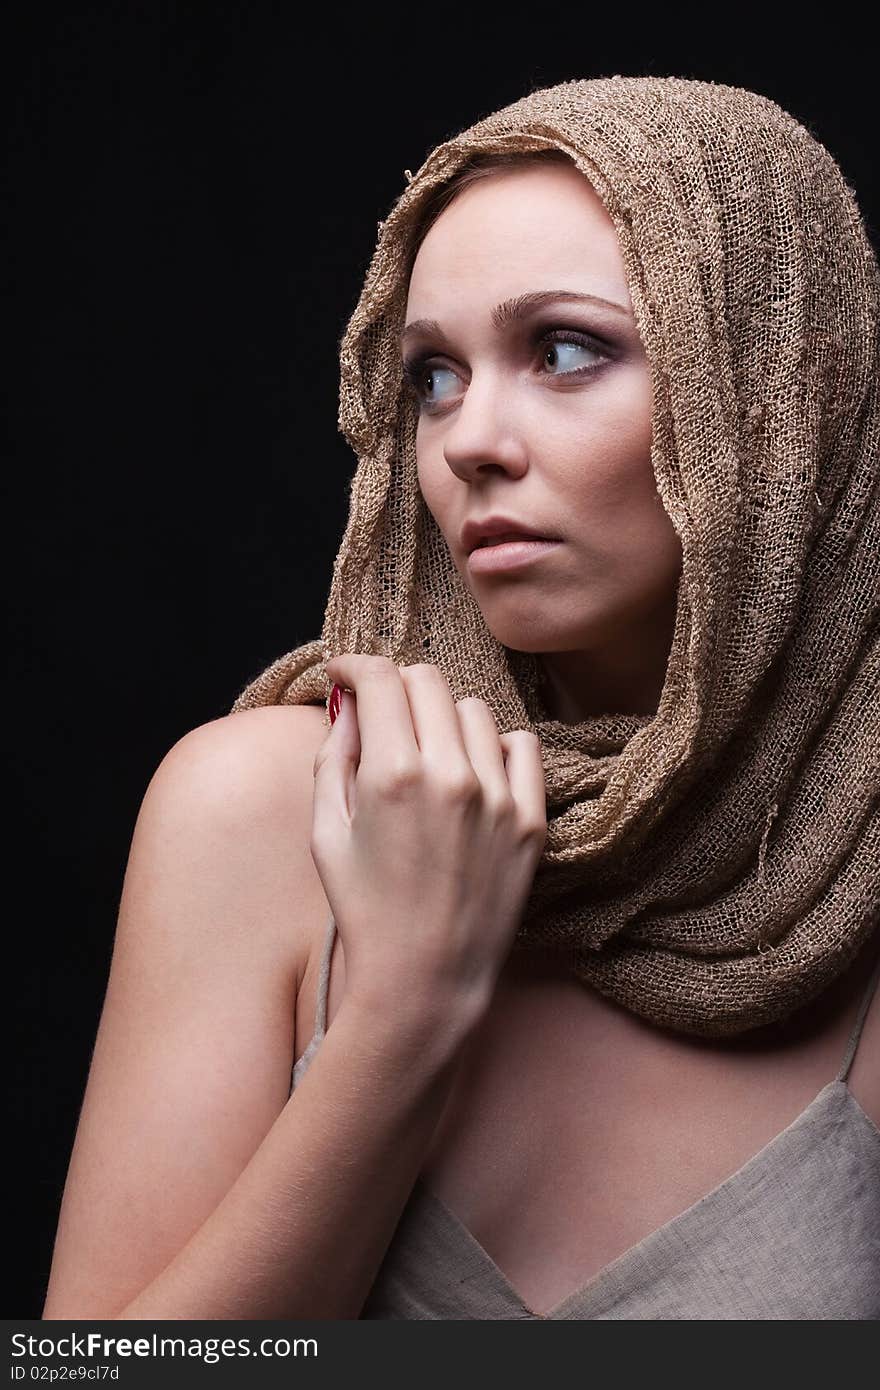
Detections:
[329, 683, 344, 725]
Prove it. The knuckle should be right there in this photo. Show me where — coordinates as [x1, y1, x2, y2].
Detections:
[369, 755, 421, 797]
[503, 727, 541, 746]
[520, 814, 548, 847]
[455, 695, 493, 716]
[484, 787, 516, 822]
[401, 662, 447, 685]
[312, 737, 334, 778]
[363, 654, 397, 676]
[435, 765, 481, 803]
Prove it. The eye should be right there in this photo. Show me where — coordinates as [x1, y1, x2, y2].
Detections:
[401, 326, 611, 414]
[538, 333, 606, 375]
[401, 360, 459, 409]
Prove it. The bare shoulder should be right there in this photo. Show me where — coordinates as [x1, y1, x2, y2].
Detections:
[41, 701, 331, 1318]
[145, 702, 331, 981]
[156, 703, 329, 817]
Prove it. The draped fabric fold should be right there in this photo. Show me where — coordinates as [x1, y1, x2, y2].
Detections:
[231, 77, 880, 1036]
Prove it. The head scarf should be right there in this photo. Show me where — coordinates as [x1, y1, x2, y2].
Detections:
[230, 76, 880, 1037]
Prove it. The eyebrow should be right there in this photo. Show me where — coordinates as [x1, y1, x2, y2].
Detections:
[400, 289, 633, 347]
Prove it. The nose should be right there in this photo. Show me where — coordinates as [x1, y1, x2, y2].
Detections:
[441, 370, 529, 484]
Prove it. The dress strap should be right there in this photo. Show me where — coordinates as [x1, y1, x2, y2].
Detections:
[835, 949, 880, 1084]
[289, 910, 338, 1095]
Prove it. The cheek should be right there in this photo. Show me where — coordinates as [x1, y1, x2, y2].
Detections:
[596, 364, 653, 468]
[549, 370, 654, 507]
[588, 375, 680, 578]
[416, 440, 456, 532]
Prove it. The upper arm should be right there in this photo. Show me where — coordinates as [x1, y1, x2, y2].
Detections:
[42, 703, 330, 1319]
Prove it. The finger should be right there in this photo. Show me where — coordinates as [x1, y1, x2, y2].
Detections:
[323, 653, 419, 778]
[313, 687, 362, 825]
[397, 664, 480, 773]
[499, 730, 548, 838]
[454, 698, 511, 799]
[315, 684, 361, 771]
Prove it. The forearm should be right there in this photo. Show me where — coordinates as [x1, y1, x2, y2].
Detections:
[111, 997, 478, 1320]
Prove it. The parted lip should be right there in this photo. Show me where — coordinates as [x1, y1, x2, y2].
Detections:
[461, 515, 560, 554]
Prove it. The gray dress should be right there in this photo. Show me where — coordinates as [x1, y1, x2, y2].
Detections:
[291, 912, 880, 1320]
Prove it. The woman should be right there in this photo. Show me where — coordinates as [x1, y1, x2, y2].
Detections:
[43, 76, 879, 1320]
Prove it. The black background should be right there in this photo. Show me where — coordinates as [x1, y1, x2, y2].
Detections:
[7, 6, 878, 1317]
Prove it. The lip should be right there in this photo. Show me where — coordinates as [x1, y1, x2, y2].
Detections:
[461, 514, 560, 554]
[466, 538, 562, 574]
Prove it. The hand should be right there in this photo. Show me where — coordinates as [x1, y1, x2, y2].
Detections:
[309, 655, 548, 1022]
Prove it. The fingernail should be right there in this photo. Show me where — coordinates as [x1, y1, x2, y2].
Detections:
[329, 682, 344, 725]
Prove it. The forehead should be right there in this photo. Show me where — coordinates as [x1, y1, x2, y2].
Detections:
[405, 163, 631, 314]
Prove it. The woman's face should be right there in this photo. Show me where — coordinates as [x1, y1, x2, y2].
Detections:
[402, 161, 683, 720]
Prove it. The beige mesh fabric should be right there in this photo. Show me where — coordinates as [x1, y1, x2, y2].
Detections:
[231, 77, 880, 1037]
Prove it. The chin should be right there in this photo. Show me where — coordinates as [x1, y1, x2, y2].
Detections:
[482, 616, 572, 654]
[486, 605, 622, 655]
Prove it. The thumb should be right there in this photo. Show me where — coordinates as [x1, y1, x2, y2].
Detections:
[331, 685, 361, 761]
[313, 686, 361, 822]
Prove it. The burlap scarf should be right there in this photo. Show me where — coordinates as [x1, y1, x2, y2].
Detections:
[230, 77, 879, 1036]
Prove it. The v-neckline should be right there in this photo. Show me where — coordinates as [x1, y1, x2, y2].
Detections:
[408, 1079, 876, 1319]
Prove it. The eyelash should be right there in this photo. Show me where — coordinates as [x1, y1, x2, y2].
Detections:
[400, 328, 612, 413]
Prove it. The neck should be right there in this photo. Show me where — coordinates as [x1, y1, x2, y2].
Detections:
[537, 593, 677, 722]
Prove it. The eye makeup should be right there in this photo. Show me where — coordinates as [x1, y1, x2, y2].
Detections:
[401, 322, 617, 414]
